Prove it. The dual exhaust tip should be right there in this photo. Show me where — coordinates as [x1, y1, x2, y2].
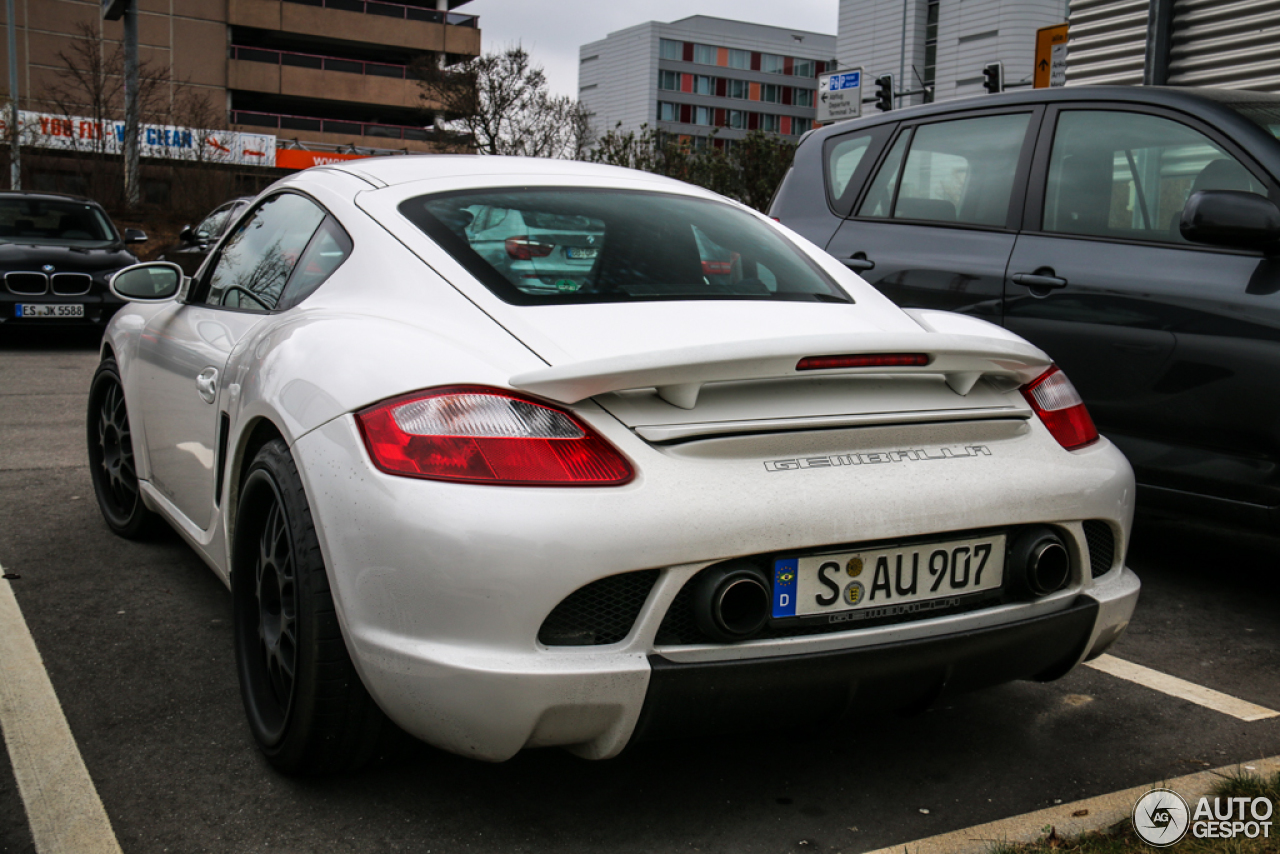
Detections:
[690, 526, 1073, 644]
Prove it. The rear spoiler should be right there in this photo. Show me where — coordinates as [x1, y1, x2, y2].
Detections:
[510, 331, 1052, 409]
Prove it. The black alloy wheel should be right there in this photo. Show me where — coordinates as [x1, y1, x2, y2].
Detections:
[87, 358, 160, 538]
[248, 478, 299, 741]
[232, 439, 389, 774]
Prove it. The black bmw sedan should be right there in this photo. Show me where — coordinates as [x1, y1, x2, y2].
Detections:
[0, 192, 147, 330]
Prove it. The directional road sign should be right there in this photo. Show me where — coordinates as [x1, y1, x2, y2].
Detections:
[817, 68, 862, 124]
[1035, 24, 1069, 88]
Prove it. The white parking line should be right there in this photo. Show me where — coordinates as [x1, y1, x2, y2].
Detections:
[1086, 653, 1280, 722]
[0, 570, 123, 854]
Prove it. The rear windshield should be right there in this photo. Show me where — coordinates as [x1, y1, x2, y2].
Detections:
[399, 188, 851, 306]
[0, 198, 117, 246]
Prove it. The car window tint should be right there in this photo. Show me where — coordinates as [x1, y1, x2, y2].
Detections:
[857, 131, 910, 218]
[278, 216, 353, 309]
[892, 113, 1030, 226]
[1043, 110, 1267, 244]
[203, 193, 326, 311]
[401, 188, 851, 306]
[0, 198, 115, 245]
[827, 133, 874, 202]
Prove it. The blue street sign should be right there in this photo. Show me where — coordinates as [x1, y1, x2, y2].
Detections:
[828, 71, 862, 91]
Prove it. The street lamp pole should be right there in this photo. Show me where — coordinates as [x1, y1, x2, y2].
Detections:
[6, 0, 19, 190]
[122, 0, 139, 207]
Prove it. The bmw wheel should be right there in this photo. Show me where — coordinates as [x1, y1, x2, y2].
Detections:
[87, 358, 160, 538]
[232, 439, 387, 774]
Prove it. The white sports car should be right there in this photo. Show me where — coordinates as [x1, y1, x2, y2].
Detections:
[89, 157, 1139, 774]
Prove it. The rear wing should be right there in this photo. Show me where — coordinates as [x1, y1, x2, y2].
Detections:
[510, 331, 1052, 410]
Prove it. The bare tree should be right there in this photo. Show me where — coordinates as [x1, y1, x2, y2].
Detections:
[40, 22, 166, 156]
[413, 46, 592, 159]
[34, 22, 238, 217]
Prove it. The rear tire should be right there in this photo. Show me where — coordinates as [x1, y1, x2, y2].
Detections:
[232, 439, 387, 774]
[87, 358, 161, 538]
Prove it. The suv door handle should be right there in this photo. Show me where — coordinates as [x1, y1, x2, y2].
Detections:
[1011, 270, 1068, 290]
[196, 367, 219, 404]
[842, 252, 875, 272]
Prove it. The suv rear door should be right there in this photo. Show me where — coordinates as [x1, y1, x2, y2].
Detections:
[824, 105, 1043, 323]
[1005, 102, 1280, 518]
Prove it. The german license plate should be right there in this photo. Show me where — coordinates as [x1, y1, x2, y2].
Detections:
[565, 247, 597, 259]
[17, 304, 84, 318]
[772, 534, 1005, 621]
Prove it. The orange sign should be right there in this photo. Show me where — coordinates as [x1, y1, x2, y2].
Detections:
[1034, 23, 1069, 89]
[275, 149, 373, 170]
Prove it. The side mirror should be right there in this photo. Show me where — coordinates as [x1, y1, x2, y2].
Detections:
[1180, 190, 1280, 252]
[124, 228, 149, 244]
[178, 224, 194, 242]
[110, 262, 183, 302]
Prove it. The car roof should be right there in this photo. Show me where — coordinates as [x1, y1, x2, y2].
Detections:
[324, 155, 698, 192]
[0, 190, 103, 206]
[801, 85, 1280, 146]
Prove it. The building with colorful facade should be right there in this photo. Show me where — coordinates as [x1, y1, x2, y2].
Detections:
[578, 16, 838, 150]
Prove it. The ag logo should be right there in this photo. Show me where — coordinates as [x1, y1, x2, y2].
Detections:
[1133, 788, 1190, 847]
[41, 264, 54, 273]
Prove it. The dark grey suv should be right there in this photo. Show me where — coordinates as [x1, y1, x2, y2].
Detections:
[771, 86, 1280, 530]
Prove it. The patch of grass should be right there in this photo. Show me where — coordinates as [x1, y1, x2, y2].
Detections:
[1213, 770, 1280, 805]
[988, 770, 1280, 854]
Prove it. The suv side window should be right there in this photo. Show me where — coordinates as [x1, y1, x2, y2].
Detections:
[826, 133, 874, 201]
[200, 193, 327, 311]
[1042, 110, 1267, 243]
[823, 124, 892, 215]
[858, 113, 1031, 226]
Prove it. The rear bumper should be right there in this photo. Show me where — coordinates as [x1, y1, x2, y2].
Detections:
[633, 594, 1100, 743]
[291, 412, 1140, 762]
[344, 567, 1138, 762]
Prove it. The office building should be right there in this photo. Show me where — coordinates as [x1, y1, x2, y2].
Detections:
[579, 16, 837, 149]
[1066, 0, 1280, 91]
[837, 0, 1063, 105]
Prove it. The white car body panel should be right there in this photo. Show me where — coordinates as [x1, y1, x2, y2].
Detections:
[98, 156, 1141, 764]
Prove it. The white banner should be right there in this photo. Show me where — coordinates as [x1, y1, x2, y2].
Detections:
[0, 110, 276, 167]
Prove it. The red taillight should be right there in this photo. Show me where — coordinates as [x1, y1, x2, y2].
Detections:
[796, 353, 930, 371]
[1021, 366, 1099, 451]
[505, 236, 555, 261]
[355, 386, 635, 486]
[701, 260, 732, 275]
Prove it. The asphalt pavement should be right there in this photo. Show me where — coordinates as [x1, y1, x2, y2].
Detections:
[1, 328, 1278, 854]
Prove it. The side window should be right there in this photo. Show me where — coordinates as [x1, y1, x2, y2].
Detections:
[1043, 110, 1267, 243]
[826, 133, 874, 201]
[278, 217, 353, 309]
[194, 204, 232, 242]
[857, 130, 910, 218]
[896, 114, 1030, 226]
[201, 193, 327, 312]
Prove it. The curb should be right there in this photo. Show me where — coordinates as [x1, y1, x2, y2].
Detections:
[861, 755, 1280, 854]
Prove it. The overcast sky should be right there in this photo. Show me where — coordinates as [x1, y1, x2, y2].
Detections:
[461, 1, 840, 97]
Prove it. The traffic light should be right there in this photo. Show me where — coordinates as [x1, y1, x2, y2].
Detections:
[875, 74, 893, 111]
[983, 62, 1003, 94]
